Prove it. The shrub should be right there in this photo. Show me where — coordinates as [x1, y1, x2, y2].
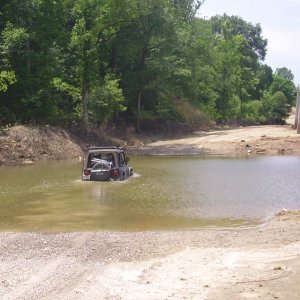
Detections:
[262, 91, 288, 124]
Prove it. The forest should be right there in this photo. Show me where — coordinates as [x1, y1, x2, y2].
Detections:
[0, 0, 297, 134]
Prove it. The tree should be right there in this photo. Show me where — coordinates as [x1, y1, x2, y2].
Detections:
[211, 14, 267, 61]
[68, 0, 101, 134]
[114, 0, 179, 132]
[262, 91, 288, 124]
[171, 0, 205, 20]
[64, 0, 133, 133]
[210, 15, 267, 121]
[90, 73, 126, 125]
[165, 18, 219, 119]
[0, 1, 296, 129]
[0, 0, 67, 123]
[275, 67, 294, 81]
[253, 64, 273, 100]
[270, 74, 296, 106]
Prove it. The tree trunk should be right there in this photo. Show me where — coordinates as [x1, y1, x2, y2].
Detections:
[295, 90, 300, 130]
[136, 49, 147, 133]
[82, 80, 89, 136]
[25, 39, 32, 96]
[136, 86, 142, 133]
[240, 102, 242, 120]
[26, 39, 31, 75]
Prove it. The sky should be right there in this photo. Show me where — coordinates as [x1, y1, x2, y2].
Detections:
[198, 0, 300, 87]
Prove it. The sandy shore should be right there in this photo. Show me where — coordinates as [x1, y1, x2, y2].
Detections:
[0, 210, 300, 299]
[129, 109, 300, 157]
[129, 125, 300, 156]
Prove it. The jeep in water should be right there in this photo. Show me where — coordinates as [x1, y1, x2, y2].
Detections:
[82, 147, 133, 181]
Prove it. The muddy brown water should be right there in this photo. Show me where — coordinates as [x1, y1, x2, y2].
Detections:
[0, 156, 299, 231]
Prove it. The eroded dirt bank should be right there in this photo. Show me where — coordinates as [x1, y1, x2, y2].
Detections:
[1, 121, 300, 165]
[0, 125, 84, 165]
[0, 211, 300, 299]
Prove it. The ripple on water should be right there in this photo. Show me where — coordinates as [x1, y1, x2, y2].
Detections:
[0, 156, 299, 231]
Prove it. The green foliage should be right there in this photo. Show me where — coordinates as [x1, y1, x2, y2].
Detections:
[0, 1, 297, 131]
[0, 22, 29, 61]
[156, 95, 179, 120]
[253, 64, 273, 100]
[269, 74, 296, 106]
[172, 0, 205, 20]
[211, 16, 264, 122]
[275, 67, 294, 81]
[52, 78, 81, 102]
[243, 100, 266, 124]
[90, 73, 126, 123]
[0, 71, 16, 92]
[211, 14, 267, 60]
[51, 77, 82, 122]
[270, 92, 288, 122]
[261, 91, 289, 124]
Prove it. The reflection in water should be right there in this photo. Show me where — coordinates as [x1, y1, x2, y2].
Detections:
[0, 156, 299, 231]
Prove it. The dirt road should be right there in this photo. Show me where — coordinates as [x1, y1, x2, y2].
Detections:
[131, 124, 300, 156]
[1, 211, 300, 299]
[130, 108, 300, 156]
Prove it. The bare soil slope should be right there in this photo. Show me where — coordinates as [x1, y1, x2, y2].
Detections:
[0, 125, 83, 165]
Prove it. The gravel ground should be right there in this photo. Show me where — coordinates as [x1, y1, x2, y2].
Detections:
[1, 211, 300, 299]
[129, 125, 300, 156]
